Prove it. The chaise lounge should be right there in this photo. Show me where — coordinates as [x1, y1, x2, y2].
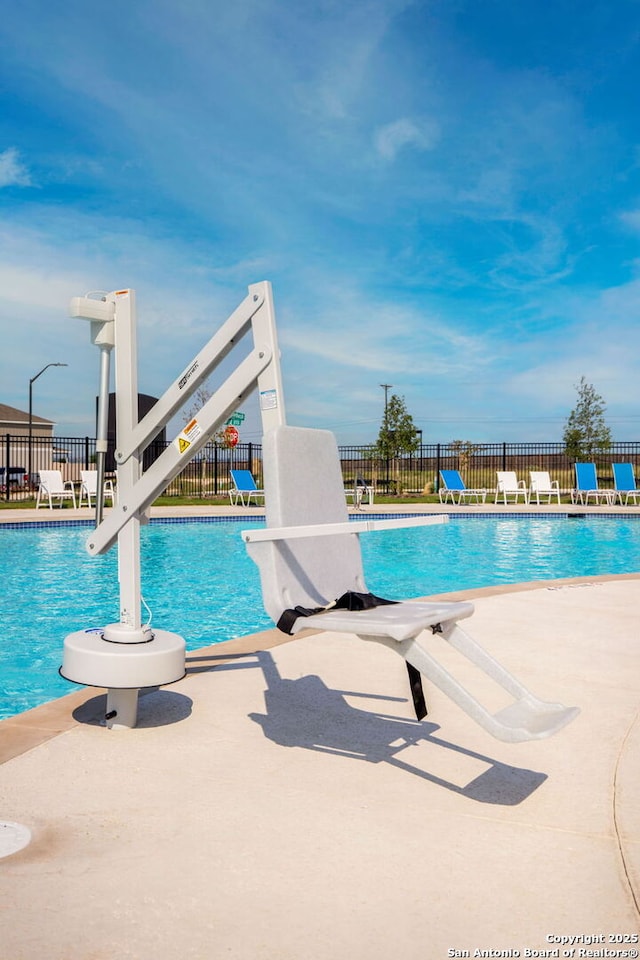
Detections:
[438, 469, 487, 505]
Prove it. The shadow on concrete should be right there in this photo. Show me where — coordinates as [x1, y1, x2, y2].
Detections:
[72, 688, 193, 727]
[248, 650, 547, 806]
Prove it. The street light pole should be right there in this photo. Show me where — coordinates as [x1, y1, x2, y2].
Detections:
[28, 362, 68, 485]
[380, 383, 393, 490]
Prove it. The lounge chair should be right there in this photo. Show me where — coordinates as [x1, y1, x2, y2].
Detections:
[572, 463, 614, 505]
[495, 471, 528, 505]
[35, 470, 77, 509]
[242, 425, 578, 742]
[346, 475, 375, 510]
[229, 469, 265, 507]
[529, 471, 561, 505]
[612, 463, 640, 505]
[438, 469, 487, 504]
[78, 470, 116, 509]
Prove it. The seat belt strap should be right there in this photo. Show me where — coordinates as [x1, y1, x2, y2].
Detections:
[276, 591, 428, 720]
[406, 662, 428, 720]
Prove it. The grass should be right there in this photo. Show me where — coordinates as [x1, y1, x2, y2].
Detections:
[0, 493, 443, 509]
[0, 491, 584, 510]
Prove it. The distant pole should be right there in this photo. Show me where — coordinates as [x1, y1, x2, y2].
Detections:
[380, 383, 392, 421]
[380, 383, 392, 490]
[28, 363, 68, 484]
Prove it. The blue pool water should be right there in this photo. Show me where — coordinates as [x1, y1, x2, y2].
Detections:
[1, 515, 639, 720]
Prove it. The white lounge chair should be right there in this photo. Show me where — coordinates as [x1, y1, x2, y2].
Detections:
[346, 475, 375, 509]
[495, 471, 528, 505]
[35, 470, 77, 509]
[79, 470, 116, 508]
[529, 471, 561, 505]
[242, 425, 578, 743]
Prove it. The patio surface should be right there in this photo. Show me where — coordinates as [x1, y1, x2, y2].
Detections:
[0, 505, 639, 959]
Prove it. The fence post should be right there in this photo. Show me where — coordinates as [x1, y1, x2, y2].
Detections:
[4, 434, 9, 502]
[502, 442, 507, 471]
[435, 443, 441, 493]
[214, 444, 218, 496]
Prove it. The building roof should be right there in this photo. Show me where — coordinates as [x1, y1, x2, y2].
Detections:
[0, 403, 54, 425]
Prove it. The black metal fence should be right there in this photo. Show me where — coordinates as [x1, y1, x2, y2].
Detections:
[3, 433, 640, 501]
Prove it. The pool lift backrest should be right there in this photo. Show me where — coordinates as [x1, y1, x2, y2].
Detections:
[61, 282, 286, 729]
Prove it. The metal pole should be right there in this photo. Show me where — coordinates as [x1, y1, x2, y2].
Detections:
[4, 433, 10, 502]
[28, 363, 68, 487]
[95, 345, 112, 526]
[380, 383, 392, 492]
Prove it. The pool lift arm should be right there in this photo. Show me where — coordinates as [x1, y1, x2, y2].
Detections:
[61, 282, 285, 728]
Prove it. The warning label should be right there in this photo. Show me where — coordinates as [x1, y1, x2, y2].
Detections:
[175, 417, 202, 455]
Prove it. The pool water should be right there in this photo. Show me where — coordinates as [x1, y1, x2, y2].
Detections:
[1, 516, 638, 719]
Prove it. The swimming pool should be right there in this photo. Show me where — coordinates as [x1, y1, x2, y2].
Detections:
[1, 515, 639, 719]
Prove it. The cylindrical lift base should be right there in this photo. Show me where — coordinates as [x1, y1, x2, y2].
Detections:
[61, 627, 186, 728]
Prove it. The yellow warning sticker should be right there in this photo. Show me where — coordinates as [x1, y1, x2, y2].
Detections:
[175, 416, 202, 456]
[183, 418, 202, 443]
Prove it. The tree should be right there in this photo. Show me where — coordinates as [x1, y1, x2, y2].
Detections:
[373, 393, 420, 460]
[563, 376, 612, 460]
[449, 440, 481, 474]
[182, 383, 230, 447]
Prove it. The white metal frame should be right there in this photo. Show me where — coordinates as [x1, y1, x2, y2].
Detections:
[62, 281, 285, 728]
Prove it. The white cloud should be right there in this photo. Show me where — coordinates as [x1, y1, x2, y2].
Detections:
[0, 148, 31, 188]
[373, 118, 439, 161]
[278, 281, 489, 381]
[619, 208, 640, 231]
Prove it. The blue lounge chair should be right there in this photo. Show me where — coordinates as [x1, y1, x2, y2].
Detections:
[572, 463, 613, 505]
[612, 463, 639, 505]
[439, 469, 487, 504]
[229, 469, 264, 507]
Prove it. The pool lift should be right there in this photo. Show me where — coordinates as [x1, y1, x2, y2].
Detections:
[61, 282, 578, 741]
[61, 282, 286, 728]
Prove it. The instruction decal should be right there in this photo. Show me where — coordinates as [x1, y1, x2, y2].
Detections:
[175, 417, 202, 455]
[260, 389, 278, 411]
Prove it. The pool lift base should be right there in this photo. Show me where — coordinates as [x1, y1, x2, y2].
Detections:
[61, 624, 186, 729]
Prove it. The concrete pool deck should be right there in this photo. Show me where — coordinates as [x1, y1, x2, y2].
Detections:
[2, 498, 640, 523]
[1, 505, 639, 958]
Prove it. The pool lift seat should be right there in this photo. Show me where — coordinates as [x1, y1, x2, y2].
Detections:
[243, 426, 579, 743]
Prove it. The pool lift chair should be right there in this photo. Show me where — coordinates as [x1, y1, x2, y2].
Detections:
[59, 279, 577, 741]
[243, 426, 579, 743]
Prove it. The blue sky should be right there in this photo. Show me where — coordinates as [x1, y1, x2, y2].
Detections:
[1, 0, 639, 444]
